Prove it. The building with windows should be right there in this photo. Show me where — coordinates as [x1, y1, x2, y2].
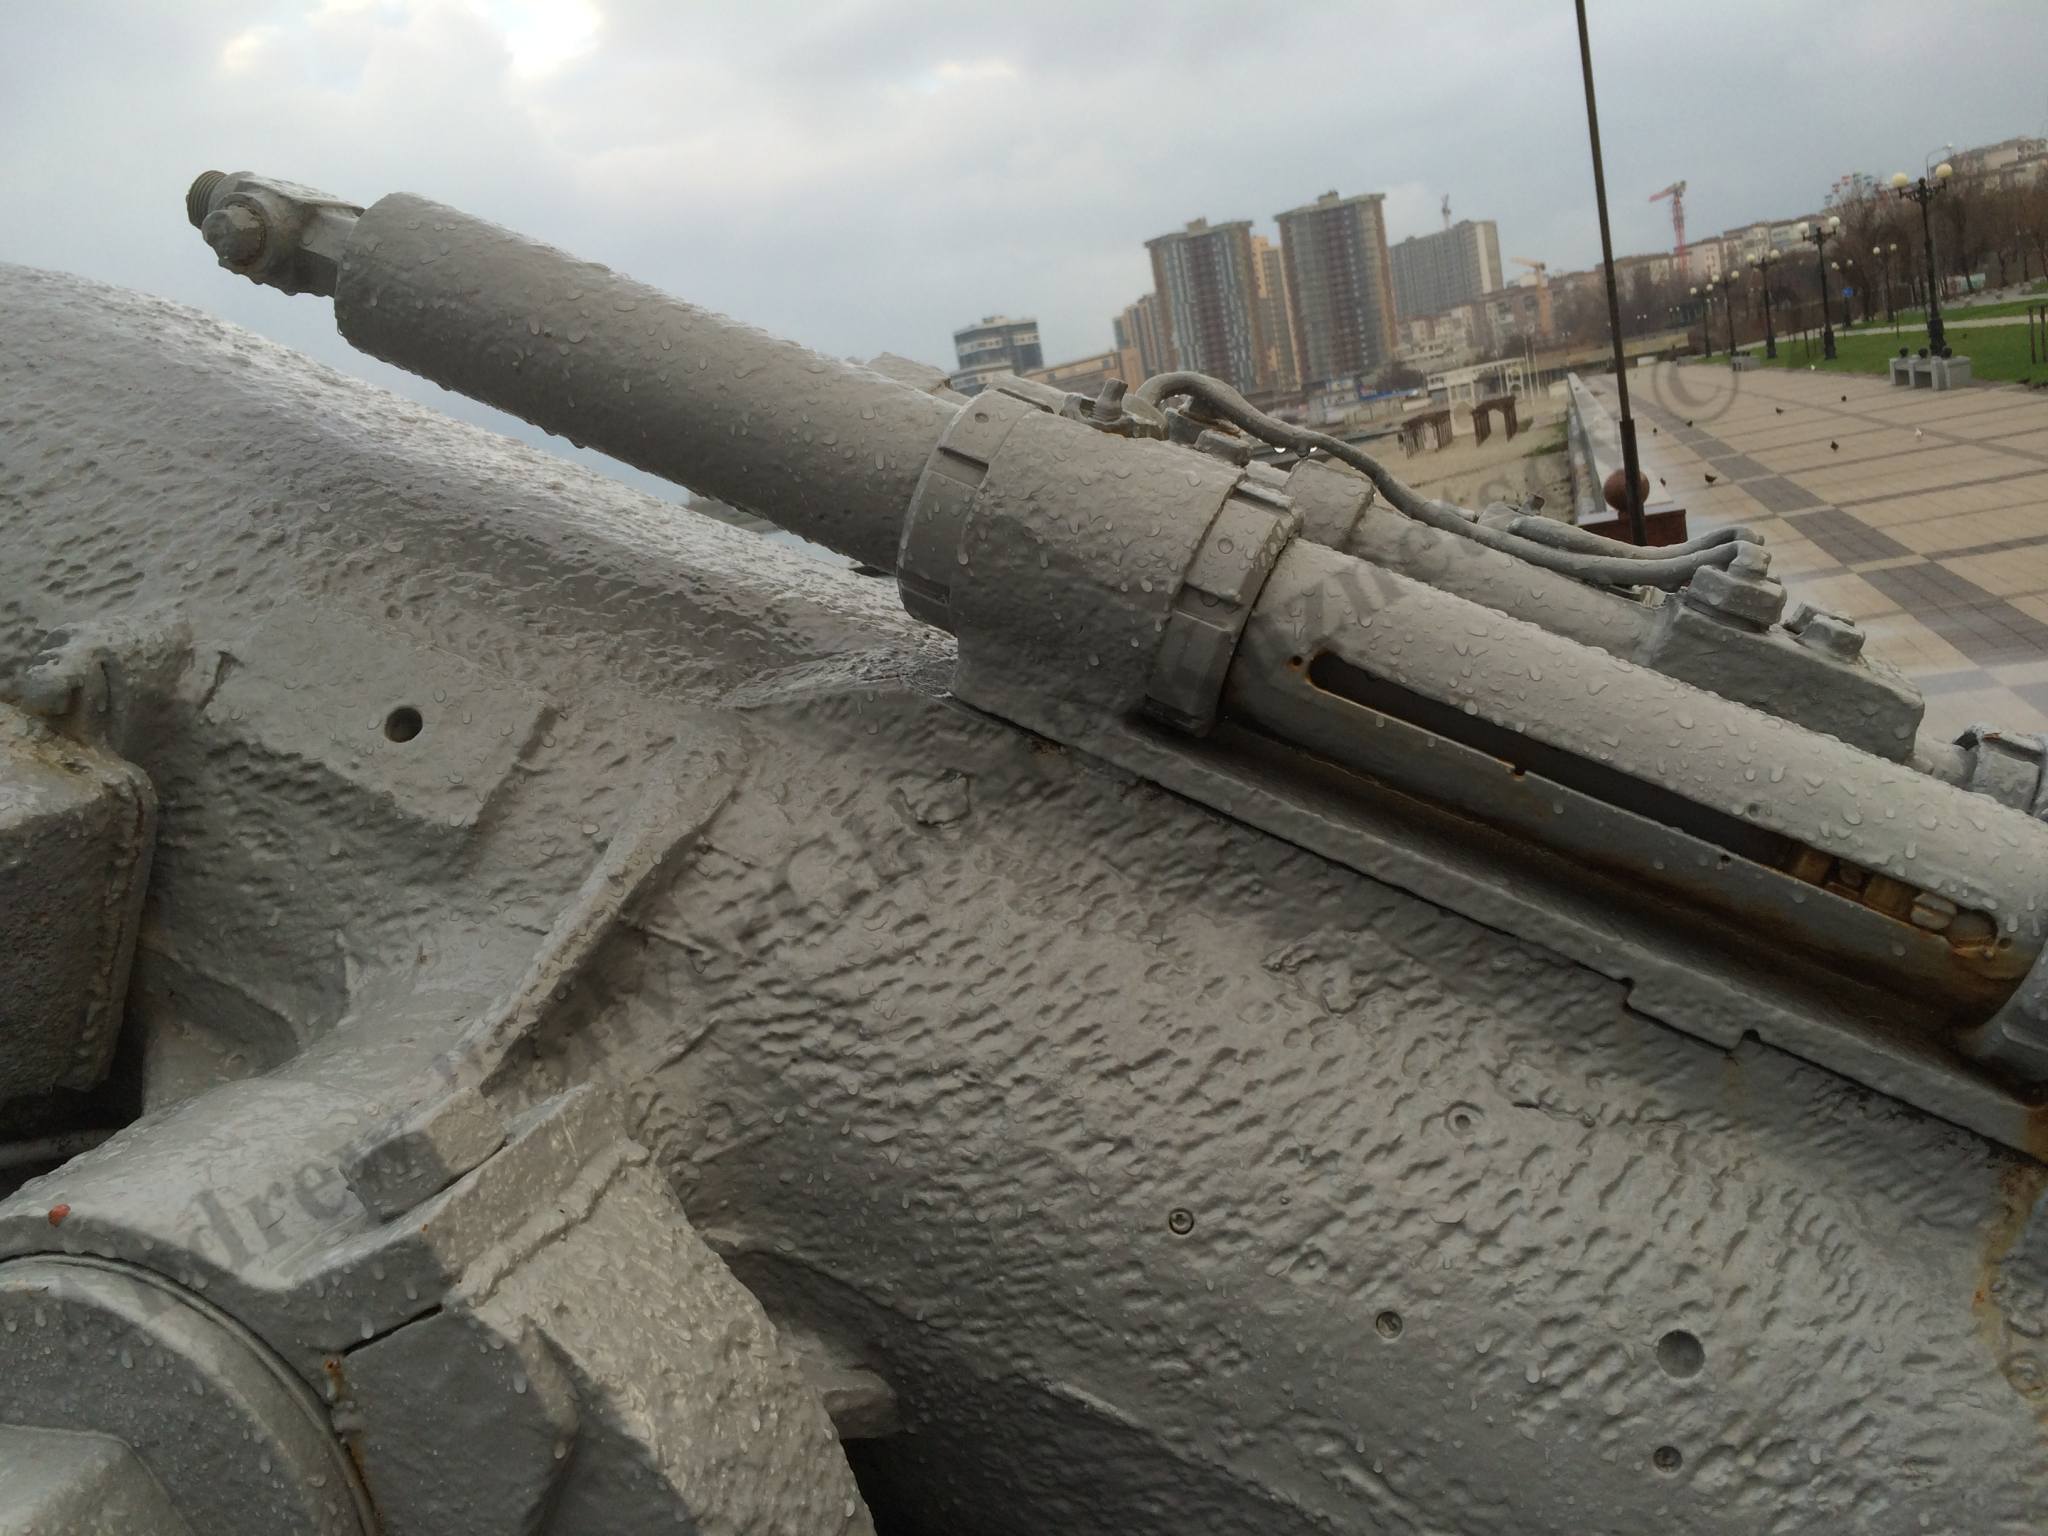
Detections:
[1388, 219, 1503, 321]
[1251, 235, 1299, 392]
[1112, 293, 1172, 380]
[1274, 190, 1399, 391]
[1952, 137, 2048, 182]
[1683, 237, 1733, 283]
[1717, 219, 1808, 263]
[1397, 306, 1481, 372]
[951, 315, 1044, 395]
[1610, 251, 1678, 303]
[1479, 283, 1553, 348]
[1145, 218, 1270, 393]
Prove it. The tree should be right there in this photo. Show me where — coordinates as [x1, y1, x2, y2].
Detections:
[1634, 270, 1704, 344]
[1934, 173, 1993, 292]
[1835, 192, 1905, 320]
[2009, 177, 2048, 286]
[1974, 185, 2023, 290]
[1550, 281, 1609, 349]
[1865, 203, 1916, 319]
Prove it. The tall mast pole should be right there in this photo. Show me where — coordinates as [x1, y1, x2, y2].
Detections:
[1575, 0, 1647, 545]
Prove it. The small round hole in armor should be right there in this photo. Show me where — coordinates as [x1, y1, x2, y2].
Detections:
[383, 706, 424, 743]
[1655, 1329, 1704, 1379]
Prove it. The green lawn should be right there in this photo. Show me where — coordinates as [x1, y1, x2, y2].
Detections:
[1522, 418, 1567, 458]
[1879, 296, 2047, 325]
[1730, 323, 2048, 383]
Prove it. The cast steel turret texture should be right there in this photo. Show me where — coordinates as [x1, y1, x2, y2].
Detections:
[0, 262, 2044, 1532]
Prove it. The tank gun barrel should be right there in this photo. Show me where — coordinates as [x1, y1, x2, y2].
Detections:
[188, 171, 955, 571]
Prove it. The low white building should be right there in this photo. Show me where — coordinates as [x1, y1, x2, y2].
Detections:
[1425, 356, 1533, 410]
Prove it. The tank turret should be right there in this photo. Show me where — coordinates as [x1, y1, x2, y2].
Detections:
[0, 172, 2041, 1533]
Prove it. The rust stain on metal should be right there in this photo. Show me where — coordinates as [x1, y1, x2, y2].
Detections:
[1796, 854, 2018, 981]
[1976, 1117, 2048, 1431]
[322, 1350, 376, 1487]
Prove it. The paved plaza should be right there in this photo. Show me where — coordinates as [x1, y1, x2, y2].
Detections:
[1587, 363, 2048, 739]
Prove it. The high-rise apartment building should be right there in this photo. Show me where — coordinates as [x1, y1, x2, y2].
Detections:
[1275, 190, 1399, 390]
[1112, 293, 1172, 380]
[1251, 235, 1298, 392]
[1388, 219, 1503, 320]
[951, 315, 1044, 395]
[1145, 218, 1268, 393]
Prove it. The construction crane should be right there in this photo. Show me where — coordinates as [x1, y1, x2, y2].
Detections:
[1650, 180, 1688, 276]
[1511, 256, 1549, 286]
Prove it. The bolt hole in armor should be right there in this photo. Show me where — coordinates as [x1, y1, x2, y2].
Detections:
[0, 171, 2043, 1532]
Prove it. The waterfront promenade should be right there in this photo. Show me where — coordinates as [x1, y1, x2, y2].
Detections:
[1588, 364, 2048, 739]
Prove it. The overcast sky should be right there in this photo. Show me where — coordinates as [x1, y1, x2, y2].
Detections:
[6, 1, 2048, 485]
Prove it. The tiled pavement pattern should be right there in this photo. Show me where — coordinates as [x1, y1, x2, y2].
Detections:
[1586, 365, 2048, 741]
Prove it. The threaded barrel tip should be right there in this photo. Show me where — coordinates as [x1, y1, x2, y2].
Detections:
[186, 171, 227, 229]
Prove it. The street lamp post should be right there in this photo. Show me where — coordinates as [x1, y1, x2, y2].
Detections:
[1872, 242, 1900, 324]
[1797, 215, 1842, 360]
[1892, 163, 1954, 355]
[1692, 275, 1737, 358]
[1750, 249, 1780, 358]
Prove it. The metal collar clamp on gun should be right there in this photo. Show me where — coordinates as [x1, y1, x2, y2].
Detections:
[190, 169, 2048, 1155]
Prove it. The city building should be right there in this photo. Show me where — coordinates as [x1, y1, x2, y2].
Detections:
[1547, 265, 1605, 324]
[1112, 293, 1172, 380]
[1479, 284, 1552, 348]
[1610, 251, 1678, 303]
[1146, 217, 1271, 393]
[1275, 189, 1400, 391]
[1388, 219, 1503, 321]
[1952, 136, 2048, 181]
[1023, 349, 1142, 397]
[1717, 218, 1808, 264]
[1251, 235, 1299, 392]
[951, 315, 1044, 395]
[1397, 306, 1481, 372]
[1685, 237, 1733, 283]
[1396, 283, 1554, 368]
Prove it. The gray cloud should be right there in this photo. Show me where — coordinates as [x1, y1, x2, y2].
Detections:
[6, 1, 2047, 488]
